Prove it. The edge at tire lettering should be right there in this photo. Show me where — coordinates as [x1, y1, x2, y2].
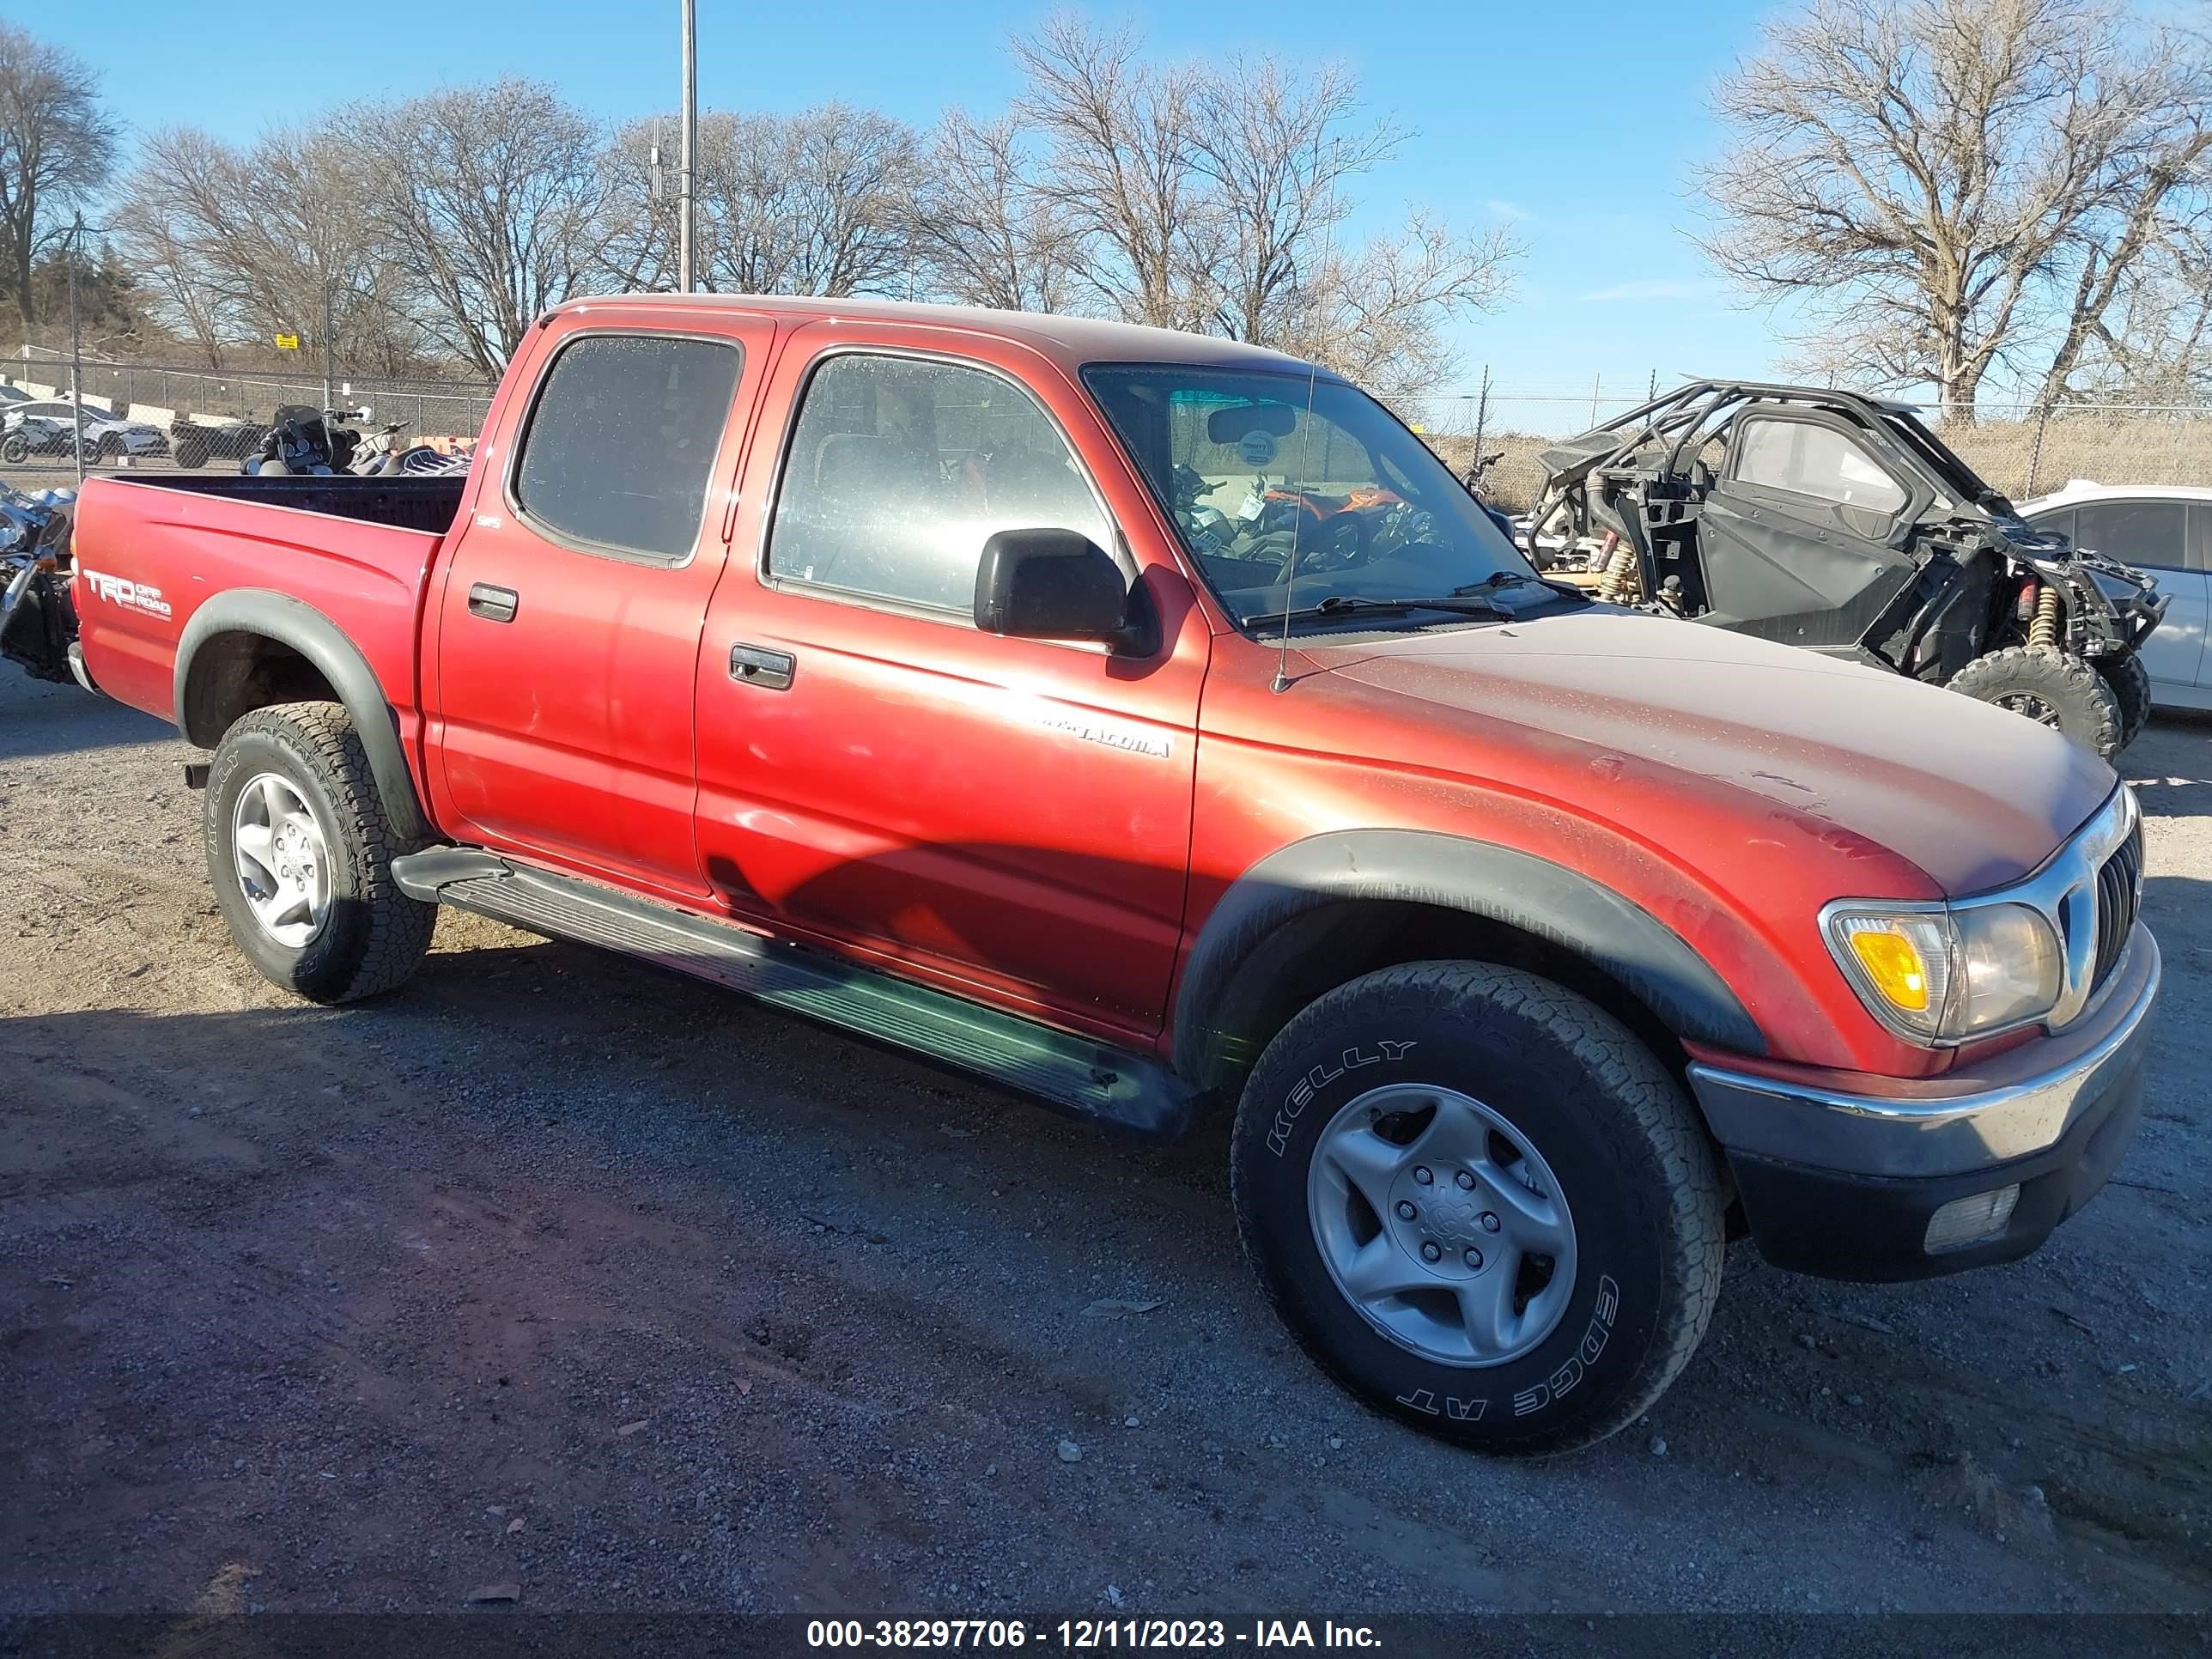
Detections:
[1513, 1274, 1620, 1417]
[1393, 1389, 1487, 1422]
[1267, 1039, 1416, 1157]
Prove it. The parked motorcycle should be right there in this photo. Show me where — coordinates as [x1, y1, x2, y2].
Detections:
[0, 482, 82, 685]
[243, 405, 365, 476]
[347, 417, 413, 476]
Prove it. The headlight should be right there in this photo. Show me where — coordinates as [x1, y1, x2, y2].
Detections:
[1825, 902, 2063, 1043]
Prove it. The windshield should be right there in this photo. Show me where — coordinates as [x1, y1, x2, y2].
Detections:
[1083, 363, 1539, 629]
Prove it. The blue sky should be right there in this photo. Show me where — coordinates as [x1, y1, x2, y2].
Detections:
[30, 1, 1793, 422]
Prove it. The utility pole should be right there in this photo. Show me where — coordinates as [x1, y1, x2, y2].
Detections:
[66, 212, 86, 484]
[678, 0, 698, 294]
[322, 276, 335, 413]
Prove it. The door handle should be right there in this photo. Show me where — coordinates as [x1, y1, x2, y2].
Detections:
[467, 583, 518, 623]
[728, 642, 794, 690]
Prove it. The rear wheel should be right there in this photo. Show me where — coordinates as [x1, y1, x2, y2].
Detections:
[1946, 645, 2123, 758]
[2097, 653, 2152, 751]
[1229, 961, 1727, 1455]
[173, 435, 209, 470]
[204, 701, 436, 1003]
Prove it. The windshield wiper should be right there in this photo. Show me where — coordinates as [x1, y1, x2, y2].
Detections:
[1243, 592, 1511, 628]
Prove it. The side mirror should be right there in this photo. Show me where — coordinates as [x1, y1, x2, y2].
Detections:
[974, 528, 1150, 654]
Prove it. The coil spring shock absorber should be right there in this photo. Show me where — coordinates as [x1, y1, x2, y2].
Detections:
[2027, 580, 2063, 651]
[1595, 531, 1644, 605]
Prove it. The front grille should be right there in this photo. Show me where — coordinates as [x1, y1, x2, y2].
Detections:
[2090, 822, 2143, 991]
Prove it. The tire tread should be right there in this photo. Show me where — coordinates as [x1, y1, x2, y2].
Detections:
[214, 701, 434, 1001]
[1947, 645, 2123, 757]
[1230, 960, 1728, 1455]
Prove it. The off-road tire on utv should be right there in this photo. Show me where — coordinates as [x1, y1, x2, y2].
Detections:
[172, 435, 209, 470]
[1229, 961, 1727, 1455]
[1947, 646, 2124, 759]
[204, 701, 435, 1003]
[2098, 653, 2153, 751]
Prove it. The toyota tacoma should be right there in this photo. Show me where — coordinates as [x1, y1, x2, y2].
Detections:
[27, 297, 2159, 1453]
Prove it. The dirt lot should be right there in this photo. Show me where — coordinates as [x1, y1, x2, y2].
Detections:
[2, 665, 2208, 1622]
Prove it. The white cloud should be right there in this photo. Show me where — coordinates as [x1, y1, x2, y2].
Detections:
[1579, 277, 1723, 303]
[1485, 198, 1537, 223]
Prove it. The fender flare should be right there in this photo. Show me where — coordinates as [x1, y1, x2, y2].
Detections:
[173, 588, 432, 842]
[1172, 830, 1765, 1084]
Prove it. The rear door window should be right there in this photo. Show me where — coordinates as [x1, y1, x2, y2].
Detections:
[2073, 501, 2187, 572]
[511, 333, 743, 562]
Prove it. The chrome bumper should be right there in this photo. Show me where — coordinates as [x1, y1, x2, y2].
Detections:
[1687, 924, 2160, 1179]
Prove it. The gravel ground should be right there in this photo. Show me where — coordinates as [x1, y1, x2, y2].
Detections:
[1, 665, 2208, 1620]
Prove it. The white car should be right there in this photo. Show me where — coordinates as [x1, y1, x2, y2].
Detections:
[2016, 481, 2210, 712]
[2, 398, 167, 460]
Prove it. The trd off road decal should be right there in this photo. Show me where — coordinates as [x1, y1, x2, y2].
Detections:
[1394, 1275, 1620, 1423]
[1265, 1040, 1416, 1157]
[80, 569, 173, 622]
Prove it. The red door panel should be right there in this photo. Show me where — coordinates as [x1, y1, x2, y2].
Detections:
[693, 320, 1212, 1038]
[430, 314, 777, 901]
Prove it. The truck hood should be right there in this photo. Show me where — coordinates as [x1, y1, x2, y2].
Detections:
[1299, 606, 2115, 896]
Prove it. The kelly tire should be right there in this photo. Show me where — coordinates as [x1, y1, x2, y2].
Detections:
[1229, 961, 1727, 1455]
[204, 700, 435, 1003]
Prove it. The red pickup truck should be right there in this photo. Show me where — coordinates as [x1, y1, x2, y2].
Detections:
[48, 295, 2157, 1453]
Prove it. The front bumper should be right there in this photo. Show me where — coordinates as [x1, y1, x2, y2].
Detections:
[1686, 925, 2159, 1280]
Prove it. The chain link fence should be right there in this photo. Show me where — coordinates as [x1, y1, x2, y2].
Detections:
[1413, 386, 2212, 513]
[1, 345, 495, 475]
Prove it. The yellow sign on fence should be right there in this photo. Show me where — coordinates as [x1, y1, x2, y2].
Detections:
[275, 333, 299, 351]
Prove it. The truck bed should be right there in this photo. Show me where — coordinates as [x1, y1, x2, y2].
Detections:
[118, 472, 468, 536]
[70, 471, 464, 734]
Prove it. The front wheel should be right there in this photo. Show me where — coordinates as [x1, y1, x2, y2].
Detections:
[1230, 962, 1727, 1455]
[0, 433, 26, 465]
[1946, 645, 2124, 758]
[204, 701, 436, 1003]
[2097, 652, 2152, 751]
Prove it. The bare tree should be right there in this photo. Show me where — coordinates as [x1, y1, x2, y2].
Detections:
[1285, 214, 1524, 408]
[1006, 15, 1519, 395]
[1699, 0, 2212, 410]
[0, 23, 118, 328]
[599, 106, 919, 298]
[347, 81, 605, 376]
[115, 124, 428, 373]
[2062, 224, 2212, 401]
[1012, 15, 1212, 330]
[1187, 55, 1400, 344]
[911, 111, 1080, 312]
[112, 128, 236, 364]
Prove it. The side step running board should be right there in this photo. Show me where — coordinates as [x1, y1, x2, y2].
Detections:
[389, 848, 1194, 1139]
